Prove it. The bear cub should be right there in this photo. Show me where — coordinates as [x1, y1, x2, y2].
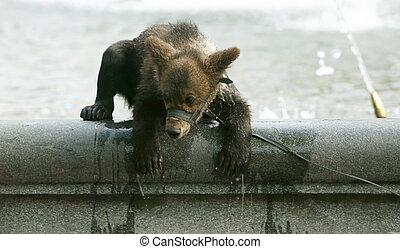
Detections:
[81, 22, 251, 178]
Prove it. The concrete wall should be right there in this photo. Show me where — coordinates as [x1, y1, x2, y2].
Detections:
[0, 120, 399, 233]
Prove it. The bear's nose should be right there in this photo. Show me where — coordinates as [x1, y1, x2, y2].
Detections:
[166, 127, 181, 138]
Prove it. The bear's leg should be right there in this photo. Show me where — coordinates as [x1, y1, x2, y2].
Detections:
[132, 88, 166, 176]
[215, 99, 252, 178]
[80, 40, 139, 120]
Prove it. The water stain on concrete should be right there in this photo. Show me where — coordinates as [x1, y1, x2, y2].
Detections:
[90, 196, 136, 234]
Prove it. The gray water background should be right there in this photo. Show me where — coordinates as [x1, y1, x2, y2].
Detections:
[0, 0, 399, 120]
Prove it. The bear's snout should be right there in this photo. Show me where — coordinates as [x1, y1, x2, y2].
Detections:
[165, 117, 191, 139]
[166, 126, 181, 138]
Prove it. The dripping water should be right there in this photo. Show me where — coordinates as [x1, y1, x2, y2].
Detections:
[136, 175, 145, 198]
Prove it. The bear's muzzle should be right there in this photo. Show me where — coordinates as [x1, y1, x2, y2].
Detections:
[165, 117, 191, 139]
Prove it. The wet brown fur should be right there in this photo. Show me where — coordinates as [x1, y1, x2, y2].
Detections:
[80, 22, 251, 178]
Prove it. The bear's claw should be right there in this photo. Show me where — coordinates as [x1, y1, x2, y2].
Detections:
[80, 103, 113, 121]
[215, 146, 250, 178]
[133, 150, 163, 177]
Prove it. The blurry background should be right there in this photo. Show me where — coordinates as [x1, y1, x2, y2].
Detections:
[0, 0, 399, 120]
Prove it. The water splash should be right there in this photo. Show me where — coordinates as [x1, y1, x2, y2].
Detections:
[259, 106, 280, 120]
[278, 96, 290, 119]
[315, 50, 335, 76]
[331, 48, 342, 59]
[334, 0, 375, 93]
[13, 0, 397, 31]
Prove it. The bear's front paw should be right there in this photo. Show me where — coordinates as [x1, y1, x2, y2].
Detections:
[133, 148, 163, 177]
[215, 145, 250, 178]
[80, 102, 113, 121]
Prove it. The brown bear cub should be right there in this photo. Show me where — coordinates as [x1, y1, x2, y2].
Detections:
[81, 22, 251, 178]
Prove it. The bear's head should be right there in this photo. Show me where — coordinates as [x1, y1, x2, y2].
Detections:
[145, 36, 240, 139]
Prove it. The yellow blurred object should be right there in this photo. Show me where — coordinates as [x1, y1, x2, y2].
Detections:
[371, 91, 387, 118]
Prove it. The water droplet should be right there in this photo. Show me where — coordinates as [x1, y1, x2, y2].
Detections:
[208, 120, 220, 128]
[316, 59, 334, 76]
[331, 49, 342, 59]
[317, 51, 325, 58]
[315, 66, 334, 76]
[300, 110, 315, 119]
[350, 45, 359, 56]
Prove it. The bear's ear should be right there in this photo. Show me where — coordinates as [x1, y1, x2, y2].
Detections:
[206, 47, 240, 74]
[145, 36, 176, 65]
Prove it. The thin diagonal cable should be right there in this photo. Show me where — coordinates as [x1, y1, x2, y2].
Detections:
[252, 133, 400, 197]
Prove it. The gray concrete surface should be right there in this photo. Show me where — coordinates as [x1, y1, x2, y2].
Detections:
[1, 119, 400, 185]
[0, 119, 399, 233]
[0, 194, 399, 234]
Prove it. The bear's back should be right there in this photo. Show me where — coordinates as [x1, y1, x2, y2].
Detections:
[134, 22, 216, 57]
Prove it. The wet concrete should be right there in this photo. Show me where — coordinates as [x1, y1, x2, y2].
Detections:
[0, 119, 400, 185]
[0, 194, 399, 234]
[0, 119, 399, 233]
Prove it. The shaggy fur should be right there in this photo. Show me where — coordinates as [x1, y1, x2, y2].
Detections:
[81, 22, 251, 178]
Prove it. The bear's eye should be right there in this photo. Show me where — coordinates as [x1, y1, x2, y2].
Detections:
[185, 95, 196, 106]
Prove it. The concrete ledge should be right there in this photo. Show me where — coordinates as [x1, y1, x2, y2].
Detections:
[1, 183, 400, 195]
[1, 119, 400, 233]
[1, 119, 400, 186]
